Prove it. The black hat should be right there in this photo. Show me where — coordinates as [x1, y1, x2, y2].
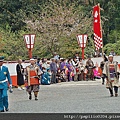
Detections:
[0, 56, 4, 62]
[88, 55, 91, 58]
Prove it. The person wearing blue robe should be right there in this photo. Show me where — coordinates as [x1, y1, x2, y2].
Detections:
[41, 68, 51, 85]
[0, 56, 13, 112]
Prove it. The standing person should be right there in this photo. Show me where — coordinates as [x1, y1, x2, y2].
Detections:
[78, 59, 85, 81]
[60, 59, 67, 71]
[46, 59, 51, 69]
[53, 52, 60, 60]
[50, 58, 57, 84]
[86, 56, 94, 80]
[33, 56, 38, 64]
[26, 58, 43, 100]
[75, 52, 80, 62]
[71, 57, 79, 81]
[55, 59, 60, 70]
[42, 58, 48, 72]
[16, 59, 25, 90]
[0, 56, 13, 112]
[36, 58, 41, 69]
[66, 58, 74, 82]
[103, 55, 120, 97]
[22, 59, 26, 81]
[100, 55, 108, 85]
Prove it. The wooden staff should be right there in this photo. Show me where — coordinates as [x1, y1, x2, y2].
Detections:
[98, 3, 104, 56]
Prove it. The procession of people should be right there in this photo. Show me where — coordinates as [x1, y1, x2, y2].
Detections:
[0, 52, 120, 112]
[15, 53, 119, 93]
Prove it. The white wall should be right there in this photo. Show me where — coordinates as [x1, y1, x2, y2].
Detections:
[3, 56, 120, 76]
[3, 63, 30, 76]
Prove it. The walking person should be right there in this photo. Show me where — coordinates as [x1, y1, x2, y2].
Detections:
[16, 59, 25, 90]
[26, 58, 43, 100]
[50, 58, 57, 84]
[0, 56, 13, 112]
[100, 55, 108, 85]
[103, 55, 120, 97]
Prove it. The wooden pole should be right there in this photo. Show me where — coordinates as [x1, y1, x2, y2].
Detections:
[98, 3, 104, 56]
[28, 49, 32, 59]
[29, 34, 32, 59]
[82, 48, 84, 60]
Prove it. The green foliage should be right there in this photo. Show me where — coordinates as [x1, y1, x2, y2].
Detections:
[0, 0, 120, 60]
[104, 40, 120, 55]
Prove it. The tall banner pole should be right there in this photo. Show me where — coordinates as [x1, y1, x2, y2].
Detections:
[98, 3, 104, 56]
[82, 48, 84, 59]
[82, 35, 84, 59]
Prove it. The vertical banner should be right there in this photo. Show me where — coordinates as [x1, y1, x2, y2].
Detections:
[77, 34, 88, 48]
[77, 34, 88, 59]
[23, 34, 36, 59]
[93, 4, 103, 50]
[24, 34, 36, 49]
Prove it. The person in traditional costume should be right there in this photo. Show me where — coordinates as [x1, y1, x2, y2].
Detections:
[41, 68, 51, 85]
[86, 56, 94, 80]
[16, 59, 25, 90]
[103, 55, 120, 97]
[26, 58, 43, 100]
[0, 56, 13, 112]
[100, 55, 108, 85]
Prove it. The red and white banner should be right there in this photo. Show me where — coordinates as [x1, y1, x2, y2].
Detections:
[93, 5, 102, 50]
[77, 34, 87, 48]
[24, 34, 36, 49]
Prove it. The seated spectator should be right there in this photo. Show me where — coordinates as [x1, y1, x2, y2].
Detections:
[84, 66, 88, 81]
[56, 69, 66, 83]
[93, 63, 102, 79]
[41, 68, 51, 85]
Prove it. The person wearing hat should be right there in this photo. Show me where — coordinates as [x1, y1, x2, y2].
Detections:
[103, 55, 120, 97]
[0, 56, 13, 112]
[25, 58, 43, 100]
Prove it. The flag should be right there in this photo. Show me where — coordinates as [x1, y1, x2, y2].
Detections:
[93, 4, 103, 50]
